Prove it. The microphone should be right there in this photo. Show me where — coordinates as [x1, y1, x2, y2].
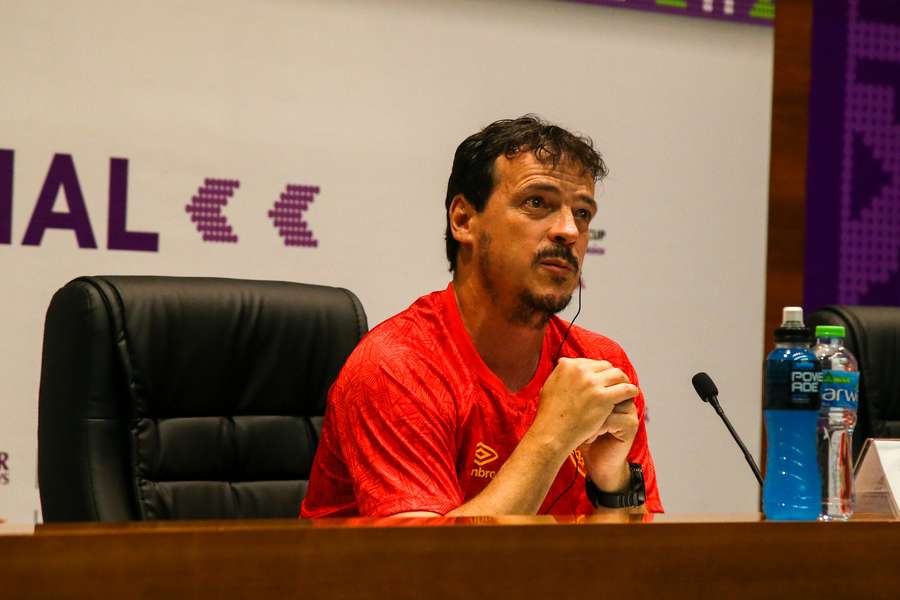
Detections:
[691, 372, 763, 487]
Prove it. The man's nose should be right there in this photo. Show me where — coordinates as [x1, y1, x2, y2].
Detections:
[548, 207, 579, 245]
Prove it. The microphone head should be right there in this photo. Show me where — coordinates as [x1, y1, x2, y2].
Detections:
[691, 372, 719, 402]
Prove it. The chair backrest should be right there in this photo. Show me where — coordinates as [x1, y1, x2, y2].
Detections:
[38, 276, 367, 522]
[807, 305, 900, 460]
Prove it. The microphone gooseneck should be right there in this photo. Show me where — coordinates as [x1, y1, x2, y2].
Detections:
[691, 372, 764, 487]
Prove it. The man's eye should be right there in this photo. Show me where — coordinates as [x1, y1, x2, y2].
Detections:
[526, 196, 544, 209]
[575, 208, 592, 221]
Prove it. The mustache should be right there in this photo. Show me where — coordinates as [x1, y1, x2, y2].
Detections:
[533, 245, 579, 271]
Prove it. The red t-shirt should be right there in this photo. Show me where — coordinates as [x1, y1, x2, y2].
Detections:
[301, 284, 663, 517]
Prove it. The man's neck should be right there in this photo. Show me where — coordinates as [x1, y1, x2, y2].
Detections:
[452, 275, 547, 393]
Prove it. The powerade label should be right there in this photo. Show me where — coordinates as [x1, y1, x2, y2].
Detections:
[819, 370, 859, 409]
[790, 368, 820, 394]
[765, 351, 821, 410]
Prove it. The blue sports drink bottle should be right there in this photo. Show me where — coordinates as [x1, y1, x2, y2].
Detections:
[762, 307, 821, 520]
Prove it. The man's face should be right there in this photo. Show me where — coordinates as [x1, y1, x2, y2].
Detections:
[469, 151, 596, 325]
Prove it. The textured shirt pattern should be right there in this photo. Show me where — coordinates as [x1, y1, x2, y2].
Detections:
[301, 284, 663, 517]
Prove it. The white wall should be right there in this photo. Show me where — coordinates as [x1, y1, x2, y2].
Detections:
[0, 0, 773, 521]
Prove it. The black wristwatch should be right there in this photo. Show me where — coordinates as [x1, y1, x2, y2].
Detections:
[585, 462, 646, 509]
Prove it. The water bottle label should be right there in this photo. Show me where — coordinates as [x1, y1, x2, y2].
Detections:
[820, 370, 859, 409]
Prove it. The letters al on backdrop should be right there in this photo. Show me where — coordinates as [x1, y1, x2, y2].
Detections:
[0, 150, 322, 251]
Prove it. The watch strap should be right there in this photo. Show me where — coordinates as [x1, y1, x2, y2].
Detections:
[585, 462, 646, 509]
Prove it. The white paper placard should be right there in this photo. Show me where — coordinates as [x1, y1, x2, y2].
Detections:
[854, 438, 900, 518]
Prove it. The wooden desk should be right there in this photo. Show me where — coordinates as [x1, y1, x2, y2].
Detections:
[3, 514, 899, 599]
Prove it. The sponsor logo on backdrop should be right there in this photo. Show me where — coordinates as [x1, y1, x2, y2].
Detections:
[0, 150, 320, 251]
[587, 228, 605, 255]
[0, 452, 9, 485]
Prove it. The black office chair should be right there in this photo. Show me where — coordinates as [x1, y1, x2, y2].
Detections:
[807, 305, 900, 461]
[38, 276, 367, 522]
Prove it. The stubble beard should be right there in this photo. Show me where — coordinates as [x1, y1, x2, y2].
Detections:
[478, 233, 574, 330]
[513, 288, 573, 329]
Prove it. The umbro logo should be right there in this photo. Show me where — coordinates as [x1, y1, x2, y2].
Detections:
[470, 442, 499, 479]
[473, 442, 499, 466]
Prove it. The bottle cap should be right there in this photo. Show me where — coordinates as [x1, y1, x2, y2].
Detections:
[815, 325, 845, 338]
[782, 306, 804, 326]
[774, 306, 812, 344]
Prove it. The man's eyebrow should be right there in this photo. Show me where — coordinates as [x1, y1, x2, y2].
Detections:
[520, 183, 597, 209]
[521, 183, 561, 195]
[576, 194, 598, 211]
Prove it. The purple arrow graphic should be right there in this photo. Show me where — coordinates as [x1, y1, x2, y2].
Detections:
[185, 178, 239, 243]
[268, 184, 319, 247]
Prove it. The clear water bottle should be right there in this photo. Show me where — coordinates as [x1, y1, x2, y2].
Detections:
[814, 325, 860, 521]
[763, 307, 821, 520]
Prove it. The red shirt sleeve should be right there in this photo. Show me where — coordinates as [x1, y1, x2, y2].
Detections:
[324, 348, 464, 516]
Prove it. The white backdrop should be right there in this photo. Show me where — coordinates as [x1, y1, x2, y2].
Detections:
[0, 0, 773, 521]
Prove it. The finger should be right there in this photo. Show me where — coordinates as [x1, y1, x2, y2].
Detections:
[583, 424, 609, 445]
[553, 357, 599, 377]
[611, 399, 637, 414]
[595, 367, 630, 387]
[603, 382, 640, 403]
[602, 429, 629, 443]
[600, 411, 639, 433]
[607, 411, 635, 432]
[557, 357, 597, 368]
[579, 437, 598, 450]
[588, 359, 613, 372]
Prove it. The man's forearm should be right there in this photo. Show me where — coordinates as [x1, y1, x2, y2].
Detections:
[587, 459, 647, 515]
[445, 427, 569, 516]
[589, 459, 630, 494]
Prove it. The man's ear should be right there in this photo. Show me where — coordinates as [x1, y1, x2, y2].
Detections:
[448, 194, 477, 245]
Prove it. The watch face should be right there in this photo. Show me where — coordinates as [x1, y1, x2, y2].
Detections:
[629, 462, 644, 480]
[630, 465, 646, 507]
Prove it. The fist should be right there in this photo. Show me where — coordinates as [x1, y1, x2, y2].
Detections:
[579, 398, 640, 488]
[534, 358, 640, 452]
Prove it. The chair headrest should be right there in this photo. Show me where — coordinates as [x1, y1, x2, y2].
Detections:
[73, 275, 367, 419]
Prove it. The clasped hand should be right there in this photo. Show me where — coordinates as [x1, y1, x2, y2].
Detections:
[535, 358, 640, 491]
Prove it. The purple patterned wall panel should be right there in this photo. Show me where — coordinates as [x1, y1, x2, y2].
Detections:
[569, 0, 773, 26]
[805, 0, 900, 309]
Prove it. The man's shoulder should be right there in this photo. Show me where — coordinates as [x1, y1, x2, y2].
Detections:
[329, 289, 459, 417]
[339, 289, 450, 379]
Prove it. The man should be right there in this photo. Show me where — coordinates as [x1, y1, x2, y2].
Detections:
[301, 116, 662, 517]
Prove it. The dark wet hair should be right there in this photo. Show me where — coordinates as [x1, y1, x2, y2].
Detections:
[444, 115, 608, 272]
